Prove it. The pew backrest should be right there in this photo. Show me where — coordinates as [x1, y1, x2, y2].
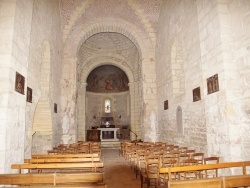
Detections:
[32, 153, 99, 159]
[0, 172, 103, 185]
[11, 162, 104, 174]
[167, 175, 250, 188]
[168, 177, 222, 188]
[223, 175, 250, 188]
[24, 157, 101, 164]
[160, 161, 250, 181]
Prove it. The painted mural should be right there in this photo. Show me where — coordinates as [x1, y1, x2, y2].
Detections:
[86, 65, 129, 93]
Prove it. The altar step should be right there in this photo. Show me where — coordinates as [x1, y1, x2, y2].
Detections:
[101, 141, 121, 149]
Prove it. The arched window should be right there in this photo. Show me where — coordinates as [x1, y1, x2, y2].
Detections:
[105, 99, 111, 113]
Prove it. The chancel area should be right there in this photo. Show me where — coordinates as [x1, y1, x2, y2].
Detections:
[1, 0, 250, 187]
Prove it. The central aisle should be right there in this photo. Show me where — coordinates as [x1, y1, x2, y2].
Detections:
[102, 148, 141, 188]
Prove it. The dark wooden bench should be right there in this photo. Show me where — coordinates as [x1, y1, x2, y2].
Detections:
[11, 162, 104, 174]
[0, 172, 105, 186]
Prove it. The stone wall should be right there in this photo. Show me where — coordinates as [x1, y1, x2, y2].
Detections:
[81, 91, 131, 141]
[24, 0, 62, 156]
[227, 0, 250, 161]
[157, 0, 250, 162]
[0, 0, 33, 173]
[156, 0, 207, 153]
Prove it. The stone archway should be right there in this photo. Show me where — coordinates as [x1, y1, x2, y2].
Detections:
[61, 19, 157, 142]
[77, 56, 137, 141]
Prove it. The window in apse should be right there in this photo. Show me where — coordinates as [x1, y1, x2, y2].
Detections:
[105, 99, 111, 113]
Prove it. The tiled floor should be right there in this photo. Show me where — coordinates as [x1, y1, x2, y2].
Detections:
[102, 148, 141, 188]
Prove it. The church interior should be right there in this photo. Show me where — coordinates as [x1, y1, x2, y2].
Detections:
[0, 0, 250, 187]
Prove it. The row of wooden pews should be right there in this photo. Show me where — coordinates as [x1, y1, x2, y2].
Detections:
[48, 141, 101, 156]
[120, 141, 250, 188]
[0, 141, 107, 187]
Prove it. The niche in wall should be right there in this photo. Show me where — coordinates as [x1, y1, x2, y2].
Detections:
[176, 106, 183, 134]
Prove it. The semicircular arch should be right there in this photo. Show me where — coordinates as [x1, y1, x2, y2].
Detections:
[79, 55, 135, 84]
[63, 18, 154, 61]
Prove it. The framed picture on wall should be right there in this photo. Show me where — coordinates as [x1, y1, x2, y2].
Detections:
[207, 74, 219, 94]
[15, 72, 25, 95]
[164, 100, 168, 110]
[193, 87, 201, 102]
[54, 103, 57, 113]
[26, 87, 32, 103]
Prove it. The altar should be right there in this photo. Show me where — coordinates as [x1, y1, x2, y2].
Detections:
[98, 128, 119, 141]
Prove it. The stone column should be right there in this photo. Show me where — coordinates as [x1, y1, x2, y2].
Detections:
[77, 82, 87, 141]
[140, 59, 158, 142]
[129, 82, 141, 140]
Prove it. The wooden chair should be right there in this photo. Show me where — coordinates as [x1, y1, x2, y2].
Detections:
[185, 149, 195, 158]
[179, 153, 190, 166]
[159, 156, 178, 186]
[135, 150, 148, 178]
[180, 158, 199, 180]
[144, 155, 161, 188]
[178, 146, 188, 154]
[191, 152, 204, 178]
[201, 156, 219, 178]
[191, 152, 204, 165]
[169, 150, 180, 165]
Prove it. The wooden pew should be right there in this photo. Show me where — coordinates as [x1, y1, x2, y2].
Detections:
[11, 162, 104, 174]
[160, 161, 250, 181]
[32, 153, 99, 159]
[24, 157, 101, 164]
[223, 175, 250, 188]
[165, 175, 250, 188]
[167, 177, 223, 188]
[159, 161, 250, 188]
[0, 172, 104, 186]
[19, 185, 107, 188]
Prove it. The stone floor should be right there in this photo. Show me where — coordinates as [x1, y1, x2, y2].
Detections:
[102, 148, 141, 188]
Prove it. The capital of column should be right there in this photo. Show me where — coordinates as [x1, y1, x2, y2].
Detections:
[77, 82, 88, 89]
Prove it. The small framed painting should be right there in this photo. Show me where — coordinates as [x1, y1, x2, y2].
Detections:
[26, 87, 32, 103]
[193, 87, 201, 102]
[15, 72, 25, 95]
[164, 100, 168, 110]
[54, 103, 57, 113]
[207, 74, 219, 94]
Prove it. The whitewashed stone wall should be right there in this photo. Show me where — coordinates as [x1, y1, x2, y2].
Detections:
[85, 92, 130, 128]
[0, 0, 33, 173]
[156, 0, 207, 152]
[25, 0, 62, 156]
[226, 0, 250, 161]
[157, 0, 250, 162]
